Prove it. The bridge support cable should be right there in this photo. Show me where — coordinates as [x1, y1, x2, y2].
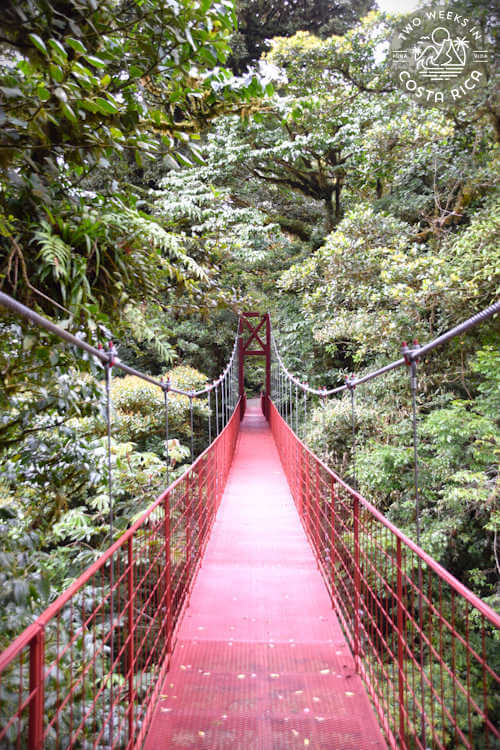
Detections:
[344, 378, 357, 490]
[189, 395, 194, 464]
[303, 387, 307, 440]
[162, 379, 171, 485]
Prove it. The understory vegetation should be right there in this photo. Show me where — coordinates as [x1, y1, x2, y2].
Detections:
[0, 0, 498, 699]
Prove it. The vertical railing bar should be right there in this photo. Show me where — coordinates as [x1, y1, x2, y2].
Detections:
[221, 375, 225, 431]
[295, 382, 298, 434]
[397, 538, 406, 747]
[215, 381, 219, 436]
[331, 477, 336, 606]
[127, 537, 134, 746]
[353, 495, 360, 672]
[28, 627, 45, 750]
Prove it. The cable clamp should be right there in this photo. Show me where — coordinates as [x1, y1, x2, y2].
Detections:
[107, 341, 118, 367]
[99, 341, 117, 367]
[413, 339, 421, 363]
[345, 375, 356, 390]
[402, 340, 421, 365]
[401, 341, 412, 366]
[161, 377, 171, 393]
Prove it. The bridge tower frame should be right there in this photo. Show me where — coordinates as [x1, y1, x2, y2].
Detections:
[238, 313, 271, 418]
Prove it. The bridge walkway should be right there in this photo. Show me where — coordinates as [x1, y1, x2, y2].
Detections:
[144, 399, 385, 749]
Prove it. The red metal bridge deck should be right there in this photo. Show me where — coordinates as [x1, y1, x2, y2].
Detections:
[145, 400, 386, 749]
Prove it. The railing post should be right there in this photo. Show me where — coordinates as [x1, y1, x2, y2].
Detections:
[330, 478, 336, 607]
[238, 332, 245, 418]
[396, 538, 406, 747]
[304, 452, 310, 536]
[127, 537, 135, 744]
[186, 472, 192, 574]
[199, 455, 206, 554]
[314, 462, 321, 566]
[353, 495, 360, 670]
[164, 493, 172, 654]
[29, 627, 45, 750]
[298, 445, 304, 518]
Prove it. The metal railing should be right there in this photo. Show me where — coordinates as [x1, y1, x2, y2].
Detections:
[0, 397, 243, 749]
[269, 400, 500, 750]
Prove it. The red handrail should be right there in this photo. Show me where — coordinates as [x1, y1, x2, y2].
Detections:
[268, 398, 500, 750]
[0, 400, 242, 750]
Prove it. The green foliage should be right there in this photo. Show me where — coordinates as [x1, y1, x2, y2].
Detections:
[229, 0, 374, 73]
[352, 348, 499, 601]
[280, 201, 499, 362]
[110, 365, 209, 451]
[0, 0, 268, 334]
[0, 0, 239, 178]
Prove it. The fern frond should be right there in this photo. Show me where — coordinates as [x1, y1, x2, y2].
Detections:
[34, 222, 72, 282]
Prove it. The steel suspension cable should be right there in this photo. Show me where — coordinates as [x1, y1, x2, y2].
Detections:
[0, 290, 240, 400]
[0, 290, 241, 481]
[270, 299, 500, 397]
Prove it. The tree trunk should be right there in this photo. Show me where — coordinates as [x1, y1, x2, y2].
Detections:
[325, 196, 335, 233]
[335, 180, 342, 222]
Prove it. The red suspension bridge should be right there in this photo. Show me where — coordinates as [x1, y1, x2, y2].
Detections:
[0, 296, 499, 750]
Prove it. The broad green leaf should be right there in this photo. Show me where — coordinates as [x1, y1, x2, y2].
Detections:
[110, 126, 124, 139]
[28, 33, 48, 56]
[61, 102, 77, 122]
[85, 55, 107, 69]
[49, 63, 64, 82]
[48, 38, 68, 60]
[36, 84, 51, 101]
[94, 97, 118, 114]
[66, 37, 87, 54]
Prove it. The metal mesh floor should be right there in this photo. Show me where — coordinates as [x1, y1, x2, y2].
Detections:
[144, 400, 386, 749]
